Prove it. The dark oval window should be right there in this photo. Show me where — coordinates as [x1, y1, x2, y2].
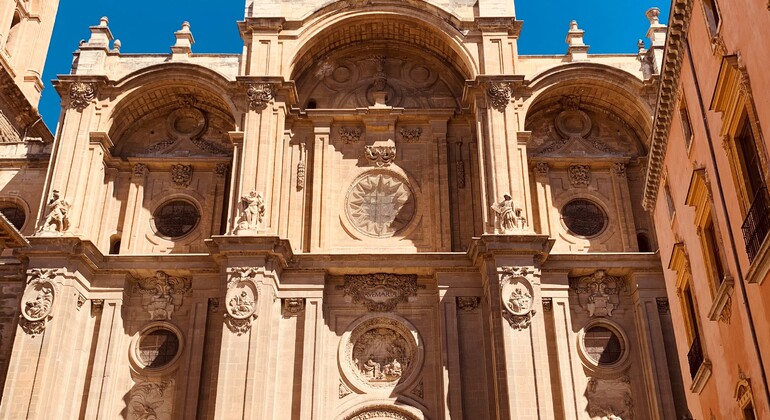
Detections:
[0, 204, 25, 230]
[584, 326, 623, 365]
[153, 200, 199, 238]
[562, 199, 606, 237]
[137, 328, 180, 368]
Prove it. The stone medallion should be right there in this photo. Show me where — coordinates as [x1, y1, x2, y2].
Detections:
[166, 107, 206, 139]
[345, 171, 416, 238]
[500, 267, 537, 330]
[339, 315, 423, 393]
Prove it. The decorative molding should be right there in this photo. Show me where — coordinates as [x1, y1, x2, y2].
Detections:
[534, 162, 550, 177]
[570, 270, 626, 317]
[399, 128, 422, 143]
[37, 190, 70, 235]
[569, 164, 591, 187]
[486, 82, 512, 112]
[133, 271, 191, 320]
[282, 298, 305, 316]
[707, 275, 734, 323]
[690, 360, 712, 394]
[364, 145, 396, 167]
[296, 144, 306, 191]
[235, 191, 265, 233]
[337, 273, 422, 312]
[500, 266, 536, 330]
[91, 299, 104, 315]
[69, 82, 96, 111]
[457, 296, 480, 312]
[656, 297, 670, 314]
[132, 163, 148, 179]
[611, 162, 627, 178]
[339, 127, 363, 144]
[224, 267, 260, 335]
[247, 83, 274, 111]
[338, 381, 353, 399]
[411, 380, 424, 399]
[542, 297, 553, 312]
[77, 293, 86, 310]
[214, 163, 229, 178]
[170, 164, 192, 188]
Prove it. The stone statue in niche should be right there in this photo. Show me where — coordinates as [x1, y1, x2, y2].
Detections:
[491, 193, 527, 233]
[236, 191, 265, 233]
[37, 190, 70, 235]
[353, 327, 411, 383]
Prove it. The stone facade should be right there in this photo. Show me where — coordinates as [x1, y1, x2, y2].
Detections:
[0, 1, 692, 419]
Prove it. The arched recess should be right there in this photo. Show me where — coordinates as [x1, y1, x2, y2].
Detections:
[337, 402, 425, 420]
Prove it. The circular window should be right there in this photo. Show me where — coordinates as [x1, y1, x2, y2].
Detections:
[136, 328, 180, 369]
[562, 199, 606, 237]
[583, 326, 623, 365]
[0, 204, 25, 230]
[153, 200, 199, 238]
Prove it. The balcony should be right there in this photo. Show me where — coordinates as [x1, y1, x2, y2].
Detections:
[742, 186, 770, 263]
[687, 335, 704, 380]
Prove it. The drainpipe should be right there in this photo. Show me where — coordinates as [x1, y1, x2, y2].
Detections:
[685, 39, 770, 407]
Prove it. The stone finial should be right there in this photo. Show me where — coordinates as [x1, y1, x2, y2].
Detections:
[637, 39, 646, 54]
[565, 20, 589, 61]
[112, 39, 121, 53]
[171, 21, 195, 57]
[85, 16, 114, 49]
[645, 7, 667, 47]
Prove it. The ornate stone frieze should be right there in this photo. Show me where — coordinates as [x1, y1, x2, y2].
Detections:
[282, 298, 305, 316]
[247, 83, 274, 111]
[134, 271, 191, 320]
[69, 82, 96, 111]
[611, 162, 627, 178]
[339, 127, 363, 144]
[337, 273, 422, 312]
[569, 164, 591, 187]
[457, 296, 480, 312]
[170, 164, 192, 188]
[129, 378, 174, 420]
[224, 267, 260, 335]
[486, 82, 512, 112]
[399, 128, 422, 143]
[214, 163, 229, 178]
[586, 376, 634, 420]
[500, 266, 537, 330]
[491, 194, 527, 233]
[364, 145, 396, 167]
[133, 163, 149, 179]
[20, 269, 61, 335]
[235, 191, 265, 234]
[37, 190, 70, 235]
[570, 270, 626, 317]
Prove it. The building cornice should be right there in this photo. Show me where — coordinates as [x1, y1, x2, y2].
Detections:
[642, 0, 694, 210]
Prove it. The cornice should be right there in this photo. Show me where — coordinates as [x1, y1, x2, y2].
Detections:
[642, 0, 694, 210]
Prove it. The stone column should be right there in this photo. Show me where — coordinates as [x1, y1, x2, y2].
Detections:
[431, 120, 452, 251]
[532, 162, 552, 235]
[120, 163, 148, 253]
[83, 298, 125, 419]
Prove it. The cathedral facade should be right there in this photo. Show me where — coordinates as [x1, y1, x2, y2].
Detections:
[0, 1, 690, 419]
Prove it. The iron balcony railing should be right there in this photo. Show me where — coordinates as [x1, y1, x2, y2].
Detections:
[687, 335, 704, 380]
[741, 186, 770, 263]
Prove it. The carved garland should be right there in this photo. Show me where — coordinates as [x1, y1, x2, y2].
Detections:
[364, 145, 396, 167]
[337, 273, 422, 312]
[20, 268, 61, 335]
[224, 267, 260, 335]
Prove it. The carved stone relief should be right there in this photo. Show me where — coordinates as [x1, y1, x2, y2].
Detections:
[535, 162, 550, 177]
[339, 315, 423, 393]
[133, 271, 191, 320]
[339, 127, 363, 144]
[656, 297, 669, 314]
[235, 190, 265, 234]
[611, 163, 627, 178]
[296, 143, 306, 191]
[337, 273, 422, 312]
[282, 298, 305, 317]
[69, 82, 96, 111]
[214, 163, 229, 178]
[345, 408, 415, 420]
[37, 190, 70, 235]
[500, 266, 537, 330]
[129, 378, 175, 420]
[170, 164, 192, 188]
[586, 376, 634, 420]
[77, 293, 87, 310]
[224, 267, 260, 335]
[487, 82, 512, 112]
[247, 83, 274, 111]
[569, 165, 591, 187]
[339, 381, 353, 399]
[457, 296, 480, 312]
[364, 145, 397, 167]
[399, 128, 422, 143]
[411, 380, 425, 399]
[345, 171, 415, 238]
[570, 270, 626, 317]
[133, 163, 149, 179]
[20, 268, 60, 335]
[491, 194, 527, 233]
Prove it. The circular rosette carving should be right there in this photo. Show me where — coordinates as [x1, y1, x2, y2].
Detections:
[21, 281, 55, 322]
[225, 281, 258, 320]
[345, 171, 416, 238]
[339, 314, 423, 394]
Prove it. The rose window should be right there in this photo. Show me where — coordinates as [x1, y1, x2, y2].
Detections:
[346, 172, 415, 238]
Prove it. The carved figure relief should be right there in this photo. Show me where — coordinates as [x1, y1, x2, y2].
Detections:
[69, 82, 96, 111]
[345, 171, 416, 238]
[134, 271, 191, 320]
[129, 379, 174, 420]
[569, 165, 591, 187]
[500, 266, 537, 330]
[487, 82, 512, 112]
[571, 270, 626, 317]
[491, 194, 527, 233]
[337, 273, 422, 312]
[235, 190, 266, 233]
[224, 267, 260, 335]
[170, 164, 193, 188]
[586, 376, 634, 420]
[340, 315, 422, 393]
[37, 190, 70, 235]
[364, 145, 397, 167]
[247, 83, 274, 111]
[20, 269, 60, 335]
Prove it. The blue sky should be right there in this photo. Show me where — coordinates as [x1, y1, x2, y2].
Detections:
[39, 0, 669, 131]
